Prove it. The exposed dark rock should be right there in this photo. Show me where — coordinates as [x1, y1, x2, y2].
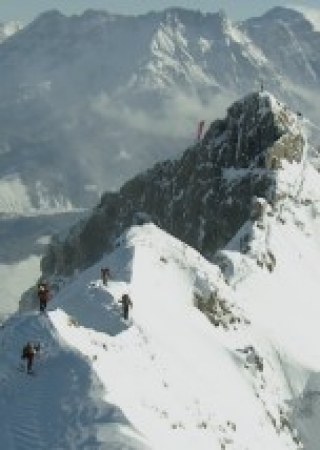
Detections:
[41, 92, 304, 277]
[195, 290, 247, 330]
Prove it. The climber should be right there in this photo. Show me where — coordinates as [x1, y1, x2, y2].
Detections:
[260, 79, 264, 92]
[119, 293, 133, 320]
[101, 267, 110, 285]
[21, 342, 39, 374]
[37, 281, 51, 313]
[197, 120, 205, 141]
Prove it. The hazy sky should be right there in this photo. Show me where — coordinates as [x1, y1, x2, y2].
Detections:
[0, 0, 319, 24]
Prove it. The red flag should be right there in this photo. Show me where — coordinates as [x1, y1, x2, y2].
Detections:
[197, 120, 205, 141]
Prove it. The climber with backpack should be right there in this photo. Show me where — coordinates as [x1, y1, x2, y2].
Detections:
[21, 342, 40, 374]
[101, 267, 110, 286]
[37, 281, 51, 313]
[119, 293, 133, 320]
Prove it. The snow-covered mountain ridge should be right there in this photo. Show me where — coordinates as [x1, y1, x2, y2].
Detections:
[41, 91, 305, 277]
[1, 218, 313, 449]
[5, 153, 320, 448]
[3, 93, 320, 448]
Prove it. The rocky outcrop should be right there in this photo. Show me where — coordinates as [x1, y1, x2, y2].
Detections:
[41, 92, 304, 276]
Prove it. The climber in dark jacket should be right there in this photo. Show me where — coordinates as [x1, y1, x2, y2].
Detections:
[101, 267, 110, 285]
[21, 342, 37, 373]
[37, 281, 50, 313]
[119, 294, 133, 320]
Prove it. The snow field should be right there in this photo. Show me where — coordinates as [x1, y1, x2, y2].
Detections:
[44, 222, 302, 449]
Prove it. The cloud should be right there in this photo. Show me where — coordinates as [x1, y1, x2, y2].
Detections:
[90, 88, 237, 140]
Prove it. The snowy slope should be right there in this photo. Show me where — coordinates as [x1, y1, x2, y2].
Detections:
[0, 312, 148, 449]
[232, 172, 320, 449]
[215, 110, 320, 448]
[223, 162, 320, 368]
[1, 220, 309, 449]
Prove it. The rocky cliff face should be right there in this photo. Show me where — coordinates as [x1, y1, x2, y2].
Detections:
[41, 91, 304, 276]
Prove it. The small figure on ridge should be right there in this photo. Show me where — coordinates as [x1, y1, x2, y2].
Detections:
[37, 281, 51, 313]
[21, 342, 40, 374]
[119, 293, 133, 320]
[101, 267, 110, 286]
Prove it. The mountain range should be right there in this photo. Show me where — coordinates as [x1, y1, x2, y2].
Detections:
[0, 6, 320, 212]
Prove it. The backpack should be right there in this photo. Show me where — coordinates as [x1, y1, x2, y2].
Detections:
[21, 343, 34, 359]
[122, 294, 132, 307]
[22, 345, 29, 359]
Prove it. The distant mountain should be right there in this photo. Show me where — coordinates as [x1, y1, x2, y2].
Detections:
[40, 91, 305, 277]
[243, 7, 320, 88]
[0, 7, 319, 213]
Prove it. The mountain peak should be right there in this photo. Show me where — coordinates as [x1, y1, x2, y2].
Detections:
[40, 91, 306, 277]
[22, 9, 67, 37]
[261, 6, 304, 21]
[36, 9, 66, 22]
[212, 90, 304, 169]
